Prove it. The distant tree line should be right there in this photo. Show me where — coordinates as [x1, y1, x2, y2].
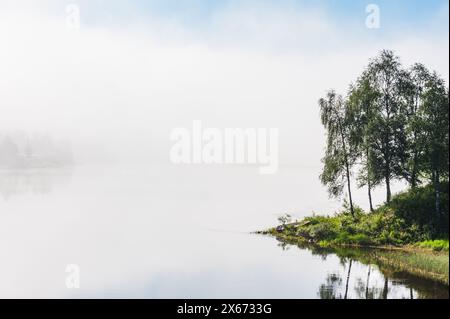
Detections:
[0, 131, 73, 168]
[319, 50, 449, 218]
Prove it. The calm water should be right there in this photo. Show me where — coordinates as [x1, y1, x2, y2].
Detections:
[0, 165, 447, 298]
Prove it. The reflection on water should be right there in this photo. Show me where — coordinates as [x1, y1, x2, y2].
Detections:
[274, 238, 449, 299]
[318, 263, 393, 299]
[0, 165, 447, 299]
[0, 168, 72, 200]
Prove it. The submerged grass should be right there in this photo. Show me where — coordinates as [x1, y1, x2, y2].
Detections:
[370, 249, 449, 285]
[267, 232, 449, 285]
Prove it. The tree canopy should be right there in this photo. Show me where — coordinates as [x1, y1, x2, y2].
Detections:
[319, 50, 449, 218]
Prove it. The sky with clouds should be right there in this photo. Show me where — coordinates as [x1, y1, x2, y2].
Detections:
[0, 0, 448, 164]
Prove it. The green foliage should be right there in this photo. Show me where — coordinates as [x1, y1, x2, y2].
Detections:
[275, 236, 449, 286]
[417, 240, 449, 252]
[274, 184, 449, 247]
[312, 50, 449, 252]
[306, 217, 340, 241]
[328, 50, 449, 212]
[362, 51, 408, 202]
[370, 249, 449, 285]
[401, 63, 431, 187]
[421, 74, 449, 184]
[387, 182, 449, 238]
[319, 91, 357, 216]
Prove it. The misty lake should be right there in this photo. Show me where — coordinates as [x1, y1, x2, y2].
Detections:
[0, 165, 448, 299]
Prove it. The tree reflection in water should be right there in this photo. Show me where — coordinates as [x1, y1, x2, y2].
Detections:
[0, 169, 72, 201]
[273, 236, 448, 299]
[318, 273, 343, 299]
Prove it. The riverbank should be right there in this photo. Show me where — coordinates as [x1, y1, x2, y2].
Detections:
[258, 185, 449, 285]
[259, 224, 449, 285]
[260, 230, 449, 285]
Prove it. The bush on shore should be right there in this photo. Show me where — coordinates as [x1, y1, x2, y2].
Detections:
[417, 240, 449, 252]
[270, 183, 449, 247]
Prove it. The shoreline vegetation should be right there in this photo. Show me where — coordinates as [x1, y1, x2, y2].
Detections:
[257, 184, 449, 285]
[265, 232, 449, 287]
[258, 50, 449, 289]
[264, 234, 449, 297]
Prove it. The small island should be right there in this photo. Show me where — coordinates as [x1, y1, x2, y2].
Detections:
[259, 50, 449, 287]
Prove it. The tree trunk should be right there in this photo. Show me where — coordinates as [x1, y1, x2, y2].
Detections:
[345, 159, 355, 218]
[366, 148, 374, 212]
[384, 146, 391, 203]
[368, 179, 374, 212]
[434, 170, 440, 216]
[411, 131, 418, 188]
[339, 123, 354, 218]
[385, 175, 391, 203]
[411, 152, 418, 188]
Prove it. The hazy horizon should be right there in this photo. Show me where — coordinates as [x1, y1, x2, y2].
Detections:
[1, 0, 448, 166]
[0, 0, 448, 299]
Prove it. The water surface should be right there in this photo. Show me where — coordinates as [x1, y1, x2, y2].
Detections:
[0, 165, 447, 298]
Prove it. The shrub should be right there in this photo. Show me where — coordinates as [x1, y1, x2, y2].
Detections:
[388, 182, 449, 238]
[308, 221, 339, 240]
[348, 234, 373, 245]
[271, 183, 448, 247]
[417, 240, 449, 252]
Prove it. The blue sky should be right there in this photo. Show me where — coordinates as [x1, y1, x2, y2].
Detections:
[96, 0, 446, 18]
[56, 0, 447, 56]
[68, 0, 448, 32]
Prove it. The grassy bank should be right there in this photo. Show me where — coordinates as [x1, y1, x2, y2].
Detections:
[260, 184, 449, 285]
[272, 234, 449, 289]
[268, 232, 449, 285]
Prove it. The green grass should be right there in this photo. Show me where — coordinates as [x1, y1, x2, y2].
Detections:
[267, 183, 449, 247]
[370, 249, 449, 285]
[417, 240, 449, 252]
[267, 208, 429, 247]
[267, 234, 450, 285]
